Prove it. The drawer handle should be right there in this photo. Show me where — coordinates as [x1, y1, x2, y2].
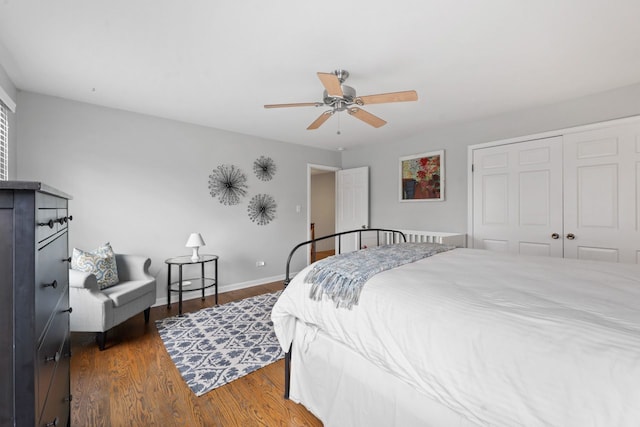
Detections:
[45, 351, 61, 363]
[43, 280, 58, 289]
[64, 394, 73, 403]
[62, 306, 73, 314]
[63, 257, 72, 263]
[68, 215, 73, 221]
[45, 417, 59, 427]
[57, 217, 66, 225]
[38, 219, 55, 229]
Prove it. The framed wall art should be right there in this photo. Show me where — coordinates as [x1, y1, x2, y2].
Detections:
[399, 150, 444, 202]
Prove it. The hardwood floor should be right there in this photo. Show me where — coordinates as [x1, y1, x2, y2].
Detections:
[313, 250, 334, 261]
[70, 282, 323, 427]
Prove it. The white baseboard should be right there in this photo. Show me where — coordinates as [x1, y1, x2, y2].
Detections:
[152, 272, 296, 307]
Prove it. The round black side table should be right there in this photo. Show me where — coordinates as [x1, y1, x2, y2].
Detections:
[165, 254, 218, 315]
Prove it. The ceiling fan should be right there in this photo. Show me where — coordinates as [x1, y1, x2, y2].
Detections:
[264, 69, 418, 130]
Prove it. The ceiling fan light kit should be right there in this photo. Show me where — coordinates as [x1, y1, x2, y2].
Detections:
[264, 69, 418, 130]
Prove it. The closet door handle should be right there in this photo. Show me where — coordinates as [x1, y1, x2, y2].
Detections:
[551, 233, 559, 239]
[566, 233, 575, 240]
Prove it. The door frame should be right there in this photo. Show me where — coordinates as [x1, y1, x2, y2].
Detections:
[307, 164, 340, 264]
[466, 115, 640, 248]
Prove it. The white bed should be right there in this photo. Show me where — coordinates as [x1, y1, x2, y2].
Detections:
[272, 245, 640, 427]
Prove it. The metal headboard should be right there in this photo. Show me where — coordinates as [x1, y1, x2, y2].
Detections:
[283, 228, 407, 287]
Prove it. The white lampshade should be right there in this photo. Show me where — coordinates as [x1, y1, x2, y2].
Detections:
[185, 233, 205, 248]
[185, 233, 205, 261]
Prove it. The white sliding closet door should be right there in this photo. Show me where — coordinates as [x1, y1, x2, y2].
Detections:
[563, 123, 640, 263]
[472, 137, 564, 256]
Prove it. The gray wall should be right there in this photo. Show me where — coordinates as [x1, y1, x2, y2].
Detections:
[16, 91, 341, 303]
[342, 82, 640, 235]
[0, 63, 17, 180]
[11, 82, 640, 303]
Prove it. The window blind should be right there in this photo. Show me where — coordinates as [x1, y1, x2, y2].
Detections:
[0, 103, 7, 181]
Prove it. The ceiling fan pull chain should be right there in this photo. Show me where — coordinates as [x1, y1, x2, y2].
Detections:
[337, 113, 341, 135]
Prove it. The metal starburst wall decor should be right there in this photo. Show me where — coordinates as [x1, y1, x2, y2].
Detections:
[208, 164, 248, 205]
[247, 194, 277, 225]
[253, 155, 277, 181]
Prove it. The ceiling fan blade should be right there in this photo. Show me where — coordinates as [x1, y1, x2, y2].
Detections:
[357, 90, 418, 105]
[307, 111, 334, 130]
[264, 102, 322, 109]
[348, 107, 387, 128]
[317, 72, 343, 98]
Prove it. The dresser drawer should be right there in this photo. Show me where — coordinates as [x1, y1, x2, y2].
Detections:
[38, 340, 70, 427]
[36, 208, 70, 244]
[35, 234, 69, 341]
[36, 186, 69, 243]
[36, 298, 70, 420]
[36, 208, 60, 243]
[57, 207, 69, 234]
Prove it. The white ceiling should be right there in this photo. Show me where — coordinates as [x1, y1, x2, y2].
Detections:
[1, 0, 640, 151]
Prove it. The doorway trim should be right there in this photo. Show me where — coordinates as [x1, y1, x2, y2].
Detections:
[307, 163, 340, 264]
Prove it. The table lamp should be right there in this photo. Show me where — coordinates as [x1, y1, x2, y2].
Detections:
[185, 233, 205, 262]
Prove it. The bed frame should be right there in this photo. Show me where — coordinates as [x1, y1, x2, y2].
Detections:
[281, 228, 468, 399]
[282, 228, 409, 398]
[282, 227, 467, 400]
[284, 228, 406, 287]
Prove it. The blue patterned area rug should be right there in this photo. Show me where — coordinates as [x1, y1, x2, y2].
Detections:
[156, 291, 284, 396]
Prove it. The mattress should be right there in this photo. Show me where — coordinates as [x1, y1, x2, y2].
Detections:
[288, 318, 478, 427]
[272, 248, 640, 426]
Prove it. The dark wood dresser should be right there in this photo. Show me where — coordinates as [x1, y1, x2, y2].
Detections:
[0, 181, 73, 427]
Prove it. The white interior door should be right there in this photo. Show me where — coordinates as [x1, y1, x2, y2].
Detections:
[472, 137, 564, 257]
[562, 123, 640, 263]
[336, 166, 369, 253]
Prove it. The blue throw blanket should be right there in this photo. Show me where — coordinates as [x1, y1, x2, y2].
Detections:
[305, 242, 453, 309]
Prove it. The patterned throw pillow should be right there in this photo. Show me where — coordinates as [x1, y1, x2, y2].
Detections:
[71, 242, 119, 289]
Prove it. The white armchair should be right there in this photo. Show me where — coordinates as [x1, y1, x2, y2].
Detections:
[69, 254, 157, 350]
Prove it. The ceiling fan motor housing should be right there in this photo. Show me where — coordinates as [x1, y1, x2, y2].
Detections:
[323, 85, 356, 111]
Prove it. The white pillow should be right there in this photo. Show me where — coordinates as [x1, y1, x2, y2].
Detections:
[71, 242, 119, 289]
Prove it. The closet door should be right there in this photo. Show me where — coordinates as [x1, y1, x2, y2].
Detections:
[562, 123, 640, 264]
[472, 136, 563, 256]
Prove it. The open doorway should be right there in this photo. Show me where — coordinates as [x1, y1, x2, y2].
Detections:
[308, 164, 339, 263]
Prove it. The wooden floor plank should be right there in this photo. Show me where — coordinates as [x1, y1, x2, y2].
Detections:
[70, 282, 322, 426]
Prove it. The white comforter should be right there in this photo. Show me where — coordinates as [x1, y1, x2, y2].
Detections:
[272, 248, 640, 426]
